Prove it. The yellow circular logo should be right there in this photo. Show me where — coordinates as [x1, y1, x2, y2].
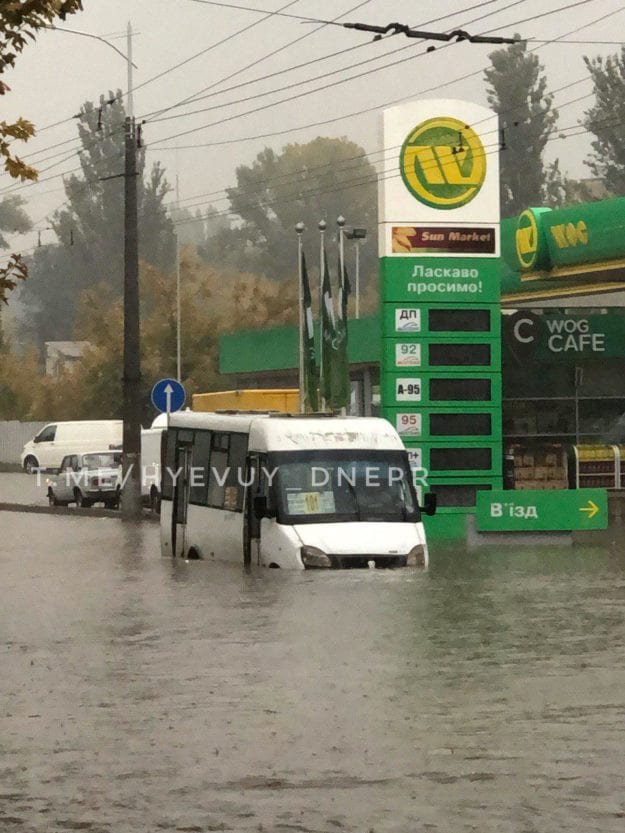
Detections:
[400, 117, 486, 210]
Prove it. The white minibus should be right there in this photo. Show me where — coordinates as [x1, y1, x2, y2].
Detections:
[160, 412, 435, 569]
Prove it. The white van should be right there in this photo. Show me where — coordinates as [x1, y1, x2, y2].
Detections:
[21, 420, 123, 473]
[160, 412, 436, 569]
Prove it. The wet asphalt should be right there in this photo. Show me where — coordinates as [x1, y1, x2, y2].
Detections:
[1, 474, 625, 832]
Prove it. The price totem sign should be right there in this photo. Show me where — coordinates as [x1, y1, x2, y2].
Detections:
[378, 99, 503, 510]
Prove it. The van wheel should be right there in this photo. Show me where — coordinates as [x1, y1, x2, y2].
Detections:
[24, 456, 39, 474]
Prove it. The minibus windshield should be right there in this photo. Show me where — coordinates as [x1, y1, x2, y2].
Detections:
[269, 450, 419, 525]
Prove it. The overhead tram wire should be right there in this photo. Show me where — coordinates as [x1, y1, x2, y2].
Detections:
[149, 0, 516, 122]
[149, 0, 623, 157]
[144, 0, 376, 126]
[7, 58, 596, 205]
[146, 0, 610, 148]
[147, 0, 532, 127]
[7, 0, 515, 185]
[6, 0, 617, 202]
[10, 0, 308, 170]
[6, 0, 585, 167]
[8, 0, 614, 166]
[1, 1, 318, 194]
[22, 0, 513, 153]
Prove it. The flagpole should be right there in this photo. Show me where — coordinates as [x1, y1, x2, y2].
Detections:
[337, 215, 346, 299]
[318, 219, 327, 412]
[337, 215, 347, 417]
[296, 221, 305, 414]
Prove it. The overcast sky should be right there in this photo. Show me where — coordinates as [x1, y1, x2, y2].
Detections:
[2, 0, 624, 257]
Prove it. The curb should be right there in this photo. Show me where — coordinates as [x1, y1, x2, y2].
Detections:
[0, 502, 159, 521]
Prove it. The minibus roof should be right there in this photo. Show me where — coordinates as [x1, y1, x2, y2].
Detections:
[166, 411, 404, 452]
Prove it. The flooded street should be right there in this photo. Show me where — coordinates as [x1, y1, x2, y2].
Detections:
[1, 510, 625, 832]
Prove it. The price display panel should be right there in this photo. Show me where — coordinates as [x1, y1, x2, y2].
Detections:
[430, 447, 492, 471]
[428, 343, 492, 367]
[428, 308, 491, 332]
[429, 412, 492, 436]
[429, 378, 492, 402]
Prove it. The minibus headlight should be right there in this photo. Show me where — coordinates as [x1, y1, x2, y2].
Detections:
[406, 545, 426, 567]
[300, 546, 332, 568]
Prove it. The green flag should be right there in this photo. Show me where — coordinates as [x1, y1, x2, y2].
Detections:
[330, 253, 351, 410]
[319, 246, 335, 409]
[300, 250, 318, 412]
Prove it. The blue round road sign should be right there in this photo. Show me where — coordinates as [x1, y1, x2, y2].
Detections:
[151, 378, 186, 413]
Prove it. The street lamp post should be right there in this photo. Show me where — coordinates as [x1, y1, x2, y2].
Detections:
[344, 227, 367, 319]
[44, 24, 138, 70]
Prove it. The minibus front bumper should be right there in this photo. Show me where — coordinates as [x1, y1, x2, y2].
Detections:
[300, 545, 426, 569]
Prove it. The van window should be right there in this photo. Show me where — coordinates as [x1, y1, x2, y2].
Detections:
[35, 424, 57, 443]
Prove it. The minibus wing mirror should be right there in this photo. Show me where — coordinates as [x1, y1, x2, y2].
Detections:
[421, 492, 437, 516]
[253, 495, 276, 519]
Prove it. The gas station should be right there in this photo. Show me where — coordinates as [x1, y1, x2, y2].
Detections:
[210, 99, 625, 539]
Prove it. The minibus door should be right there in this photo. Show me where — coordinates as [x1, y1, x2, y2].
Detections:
[171, 441, 191, 558]
[243, 453, 262, 568]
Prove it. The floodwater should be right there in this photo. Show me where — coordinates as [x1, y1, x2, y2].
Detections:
[1, 511, 625, 833]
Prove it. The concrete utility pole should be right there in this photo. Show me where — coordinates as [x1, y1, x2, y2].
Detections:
[121, 117, 142, 519]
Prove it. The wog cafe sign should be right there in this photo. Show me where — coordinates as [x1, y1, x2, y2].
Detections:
[505, 311, 625, 359]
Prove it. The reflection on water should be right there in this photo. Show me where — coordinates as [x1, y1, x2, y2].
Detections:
[1, 512, 624, 832]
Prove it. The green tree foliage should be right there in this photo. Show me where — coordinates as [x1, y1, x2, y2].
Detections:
[19, 92, 176, 344]
[0, 195, 31, 305]
[0, 0, 82, 180]
[485, 38, 565, 217]
[0, 195, 31, 247]
[0, 0, 82, 304]
[1, 254, 298, 421]
[222, 137, 378, 284]
[583, 48, 625, 196]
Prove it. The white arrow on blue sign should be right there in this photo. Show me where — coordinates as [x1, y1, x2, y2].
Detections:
[151, 378, 186, 413]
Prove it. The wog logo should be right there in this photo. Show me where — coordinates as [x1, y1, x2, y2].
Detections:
[400, 116, 486, 210]
[515, 209, 539, 269]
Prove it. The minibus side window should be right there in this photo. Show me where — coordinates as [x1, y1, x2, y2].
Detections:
[189, 429, 211, 505]
[223, 433, 248, 512]
[207, 432, 229, 508]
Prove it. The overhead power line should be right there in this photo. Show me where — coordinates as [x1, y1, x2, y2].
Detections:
[5, 0, 620, 204]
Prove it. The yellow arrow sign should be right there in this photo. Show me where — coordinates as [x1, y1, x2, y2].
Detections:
[579, 499, 600, 519]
